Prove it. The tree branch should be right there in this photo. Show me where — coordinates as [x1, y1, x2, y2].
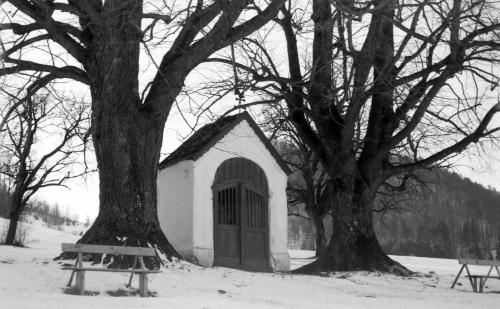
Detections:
[389, 102, 500, 175]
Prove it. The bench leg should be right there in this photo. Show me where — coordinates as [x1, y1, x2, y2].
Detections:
[451, 265, 465, 288]
[67, 259, 79, 287]
[127, 256, 139, 288]
[464, 265, 476, 291]
[127, 272, 135, 288]
[480, 266, 494, 293]
[75, 271, 85, 295]
[67, 270, 75, 287]
[472, 277, 478, 293]
[139, 273, 148, 297]
[479, 278, 485, 293]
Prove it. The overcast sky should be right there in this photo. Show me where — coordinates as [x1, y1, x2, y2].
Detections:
[3, 1, 499, 221]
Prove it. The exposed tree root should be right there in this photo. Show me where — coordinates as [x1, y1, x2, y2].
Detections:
[293, 255, 412, 276]
[293, 235, 413, 276]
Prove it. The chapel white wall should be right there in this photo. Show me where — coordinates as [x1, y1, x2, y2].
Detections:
[157, 160, 195, 257]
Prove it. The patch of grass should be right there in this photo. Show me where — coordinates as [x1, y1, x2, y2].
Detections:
[106, 287, 157, 297]
[63, 286, 100, 296]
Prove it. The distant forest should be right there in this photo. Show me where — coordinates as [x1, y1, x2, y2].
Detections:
[289, 169, 500, 260]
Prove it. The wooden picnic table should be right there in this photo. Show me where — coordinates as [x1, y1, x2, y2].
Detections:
[451, 258, 500, 293]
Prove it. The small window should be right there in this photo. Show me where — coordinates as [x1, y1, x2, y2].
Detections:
[217, 187, 237, 225]
[246, 189, 265, 228]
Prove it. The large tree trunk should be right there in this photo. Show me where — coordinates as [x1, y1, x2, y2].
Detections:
[292, 0, 408, 275]
[69, 1, 179, 268]
[75, 74, 180, 268]
[76, 105, 179, 268]
[296, 180, 411, 275]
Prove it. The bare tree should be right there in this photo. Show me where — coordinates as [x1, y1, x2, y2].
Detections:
[261, 107, 331, 256]
[286, 151, 332, 257]
[0, 0, 285, 264]
[0, 94, 88, 245]
[205, 0, 500, 274]
[264, 104, 428, 257]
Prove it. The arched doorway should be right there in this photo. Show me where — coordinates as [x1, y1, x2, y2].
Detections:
[212, 157, 270, 270]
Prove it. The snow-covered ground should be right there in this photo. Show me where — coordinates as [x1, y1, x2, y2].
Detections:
[1, 217, 499, 309]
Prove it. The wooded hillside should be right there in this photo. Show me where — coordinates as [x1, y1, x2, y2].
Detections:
[289, 170, 500, 260]
[375, 170, 500, 259]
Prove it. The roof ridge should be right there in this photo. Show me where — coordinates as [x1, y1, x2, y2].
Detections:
[159, 112, 291, 175]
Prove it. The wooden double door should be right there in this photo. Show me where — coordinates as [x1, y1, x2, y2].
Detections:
[212, 159, 270, 270]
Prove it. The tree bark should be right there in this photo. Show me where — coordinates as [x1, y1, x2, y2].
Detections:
[73, 67, 181, 268]
[5, 194, 22, 246]
[312, 213, 327, 257]
[76, 105, 179, 268]
[295, 180, 411, 275]
[307, 208, 327, 257]
[289, 0, 410, 275]
[67, 2, 179, 268]
[5, 217, 18, 245]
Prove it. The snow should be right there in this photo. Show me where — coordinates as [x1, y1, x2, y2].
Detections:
[1, 217, 499, 309]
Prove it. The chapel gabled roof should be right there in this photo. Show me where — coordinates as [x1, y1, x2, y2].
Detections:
[159, 112, 292, 175]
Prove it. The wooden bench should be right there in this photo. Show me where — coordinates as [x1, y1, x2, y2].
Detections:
[61, 243, 160, 296]
[451, 258, 500, 293]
